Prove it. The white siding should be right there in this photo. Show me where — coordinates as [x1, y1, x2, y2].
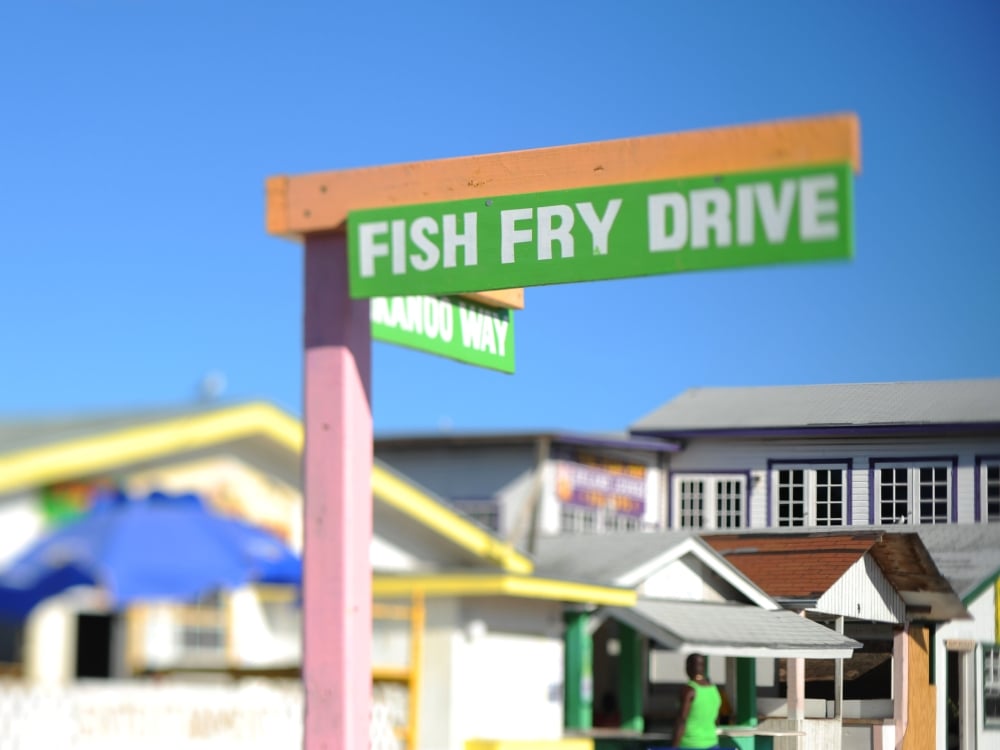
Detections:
[667, 436, 1000, 529]
[935, 582, 998, 750]
[815, 555, 904, 623]
[419, 597, 566, 750]
[638, 555, 752, 603]
[0, 492, 46, 568]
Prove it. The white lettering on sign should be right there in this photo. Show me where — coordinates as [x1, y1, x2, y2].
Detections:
[648, 174, 840, 252]
[357, 213, 479, 278]
[371, 296, 455, 343]
[500, 200, 622, 264]
[459, 304, 509, 356]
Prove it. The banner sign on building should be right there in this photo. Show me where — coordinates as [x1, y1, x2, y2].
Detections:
[347, 162, 853, 299]
[555, 451, 647, 517]
[370, 294, 515, 373]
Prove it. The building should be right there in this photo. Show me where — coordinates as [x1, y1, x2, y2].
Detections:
[630, 378, 1000, 749]
[372, 378, 1000, 748]
[0, 401, 637, 749]
[629, 378, 1000, 530]
[374, 430, 676, 548]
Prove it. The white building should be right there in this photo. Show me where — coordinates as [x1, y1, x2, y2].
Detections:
[630, 378, 1000, 750]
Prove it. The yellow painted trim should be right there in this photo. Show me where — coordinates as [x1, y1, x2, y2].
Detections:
[373, 574, 636, 607]
[372, 665, 411, 683]
[372, 466, 533, 574]
[0, 402, 531, 573]
[408, 591, 424, 750]
[254, 584, 298, 604]
[0, 402, 301, 495]
[126, 604, 147, 675]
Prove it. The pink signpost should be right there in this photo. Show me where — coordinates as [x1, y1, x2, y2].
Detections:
[302, 232, 373, 749]
[266, 112, 859, 749]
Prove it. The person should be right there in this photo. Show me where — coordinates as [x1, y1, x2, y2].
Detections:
[672, 653, 723, 749]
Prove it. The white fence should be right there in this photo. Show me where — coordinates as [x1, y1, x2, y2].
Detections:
[0, 679, 406, 750]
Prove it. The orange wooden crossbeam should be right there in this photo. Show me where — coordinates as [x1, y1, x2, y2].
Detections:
[266, 112, 860, 310]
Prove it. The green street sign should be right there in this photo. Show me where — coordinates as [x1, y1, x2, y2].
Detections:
[347, 162, 853, 299]
[371, 295, 515, 373]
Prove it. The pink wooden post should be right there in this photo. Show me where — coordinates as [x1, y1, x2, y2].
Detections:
[302, 231, 372, 749]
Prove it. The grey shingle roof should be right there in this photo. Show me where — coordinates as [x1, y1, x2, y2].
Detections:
[907, 525, 1000, 600]
[532, 532, 696, 585]
[609, 599, 861, 657]
[630, 379, 1000, 434]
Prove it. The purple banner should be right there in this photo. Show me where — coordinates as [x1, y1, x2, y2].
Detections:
[554, 456, 646, 517]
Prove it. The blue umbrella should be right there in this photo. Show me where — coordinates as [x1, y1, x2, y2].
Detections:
[0, 490, 301, 619]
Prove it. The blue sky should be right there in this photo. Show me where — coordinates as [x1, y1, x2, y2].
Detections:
[2, 1, 998, 434]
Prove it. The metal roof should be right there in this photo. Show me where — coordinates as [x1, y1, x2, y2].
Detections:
[607, 599, 861, 659]
[630, 379, 1000, 436]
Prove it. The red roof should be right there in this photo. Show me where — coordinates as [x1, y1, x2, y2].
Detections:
[703, 532, 881, 599]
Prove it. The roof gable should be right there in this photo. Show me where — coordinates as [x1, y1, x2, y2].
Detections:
[0, 401, 531, 575]
[705, 530, 969, 622]
[534, 533, 777, 609]
[704, 532, 878, 599]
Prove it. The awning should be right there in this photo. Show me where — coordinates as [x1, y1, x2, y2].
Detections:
[605, 599, 861, 659]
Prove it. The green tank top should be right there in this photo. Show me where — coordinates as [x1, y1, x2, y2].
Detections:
[679, 681, 721, 748]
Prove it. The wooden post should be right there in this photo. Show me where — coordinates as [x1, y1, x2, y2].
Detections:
[736, 657, 757, 725]
[564, 610, 593, 729]
[618, 625, 645, 732]
[302, 232, 372, 749]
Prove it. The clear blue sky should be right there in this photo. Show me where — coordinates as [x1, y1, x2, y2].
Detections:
[2, 1, 998, 434]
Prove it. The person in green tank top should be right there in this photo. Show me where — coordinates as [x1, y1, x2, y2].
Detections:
[673, 653, 723, 749]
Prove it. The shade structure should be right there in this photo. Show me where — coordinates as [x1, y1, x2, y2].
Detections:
[0, 490, 301, 619]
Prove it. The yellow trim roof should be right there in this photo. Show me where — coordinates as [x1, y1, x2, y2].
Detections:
[373, 574, 635, 607]
[0, 401, 533, 574]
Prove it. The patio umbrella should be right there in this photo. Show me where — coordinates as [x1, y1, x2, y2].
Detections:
[0, 490, 301, 620]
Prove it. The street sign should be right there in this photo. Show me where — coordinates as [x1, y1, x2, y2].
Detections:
[347, 162, 853, 299]
[371, 294, 514, 373]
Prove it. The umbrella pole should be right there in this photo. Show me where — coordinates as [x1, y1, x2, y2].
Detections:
[303, 232, 373, 750]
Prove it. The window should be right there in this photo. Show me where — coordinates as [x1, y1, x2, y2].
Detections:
[980, 459, 1000, 523]
[873, 461, 953, 524]
[772, 463, 847, 527]
[608, 515, 643, 532]
[986, 645, 1000, 725]
[559, 505, 649, 533]
[177, 592, 227, 663]
[560, 505, 598, 533]
[674, 475, 744, 530]
[452, 498, 500, 531]
[678, 479, 705, 528]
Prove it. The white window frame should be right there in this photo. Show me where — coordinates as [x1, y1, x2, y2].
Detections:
[559, 505, 647, 533]
[985, 644, 1000, 726]
[175, 592, 228, 666]
[872, 460, 953, 525]
[560, 505, 598, 533]
[978, 457, 1000, 523]
[771, 462, 848, 527]
[672, 474, 745, 530]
